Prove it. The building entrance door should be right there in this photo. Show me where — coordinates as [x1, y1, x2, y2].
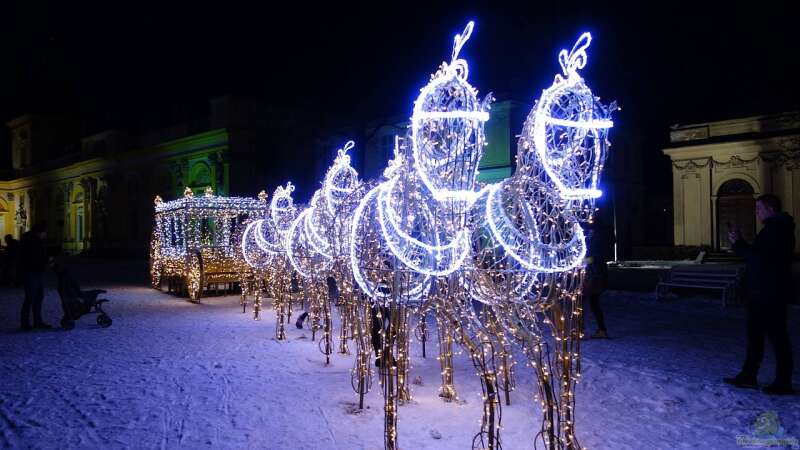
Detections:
[717, 179, 755, 250]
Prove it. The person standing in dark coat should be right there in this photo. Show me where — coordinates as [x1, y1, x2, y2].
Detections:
[583, 220, 610, 339]
[724, 194, 795, 395]
[19, 223, 51, 331]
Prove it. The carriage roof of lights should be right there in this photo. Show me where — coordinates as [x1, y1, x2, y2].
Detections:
[154, 192, 269, 214]
[531, 32, 615, 200]
[410, 20, 491, 203]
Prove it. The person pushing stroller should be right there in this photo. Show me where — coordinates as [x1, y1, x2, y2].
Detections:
[54, 261, 112, 329]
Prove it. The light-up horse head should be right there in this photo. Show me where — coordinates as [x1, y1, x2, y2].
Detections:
[287, 196, 326, 278]
[240, 182, 298, 269]
[320, 141, 362, 265]
[271, 182, 297, 237]
[240, 191, 272, 270]
[324, 141, 360, 217]
[524, 32, 615, 217]
[478, 32, 615, 277]
[411, 21, 493, 202]
[350, 22, 491, 305]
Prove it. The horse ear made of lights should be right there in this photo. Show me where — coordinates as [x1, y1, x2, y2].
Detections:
[462, 32, 616, 450]
[348, 21, 492, 450]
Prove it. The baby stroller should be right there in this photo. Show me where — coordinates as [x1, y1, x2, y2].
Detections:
[55, 265, 112, 330]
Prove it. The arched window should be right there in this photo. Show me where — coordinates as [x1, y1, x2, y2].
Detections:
[189, 162, 212, 190]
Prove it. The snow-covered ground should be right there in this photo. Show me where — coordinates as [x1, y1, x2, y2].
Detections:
[1, 261, 798, 450]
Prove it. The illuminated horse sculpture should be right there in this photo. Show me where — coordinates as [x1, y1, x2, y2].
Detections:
[240, 182, 298, 334]
[465, 32, 616, 450]
[349, 21, 492, 450]
[285, 142, 361, 362]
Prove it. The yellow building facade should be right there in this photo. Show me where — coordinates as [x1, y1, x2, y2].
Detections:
[663, 112, 800, 252]
[1, 114, 232, 256]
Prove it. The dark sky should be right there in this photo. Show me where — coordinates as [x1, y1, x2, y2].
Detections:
[1, 1, 798, 192]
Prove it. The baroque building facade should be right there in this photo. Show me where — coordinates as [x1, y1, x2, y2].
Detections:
[0, 96, 266, 256]
[663, 112, 800, 252]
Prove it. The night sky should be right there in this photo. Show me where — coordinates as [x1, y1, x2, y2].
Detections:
[1, 1, 798, 194]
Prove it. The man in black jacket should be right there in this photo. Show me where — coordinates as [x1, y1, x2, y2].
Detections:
[19, 223, 50, 331]
[724, 194, 795, 395]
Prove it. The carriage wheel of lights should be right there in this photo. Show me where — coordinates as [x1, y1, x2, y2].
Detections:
[347, 21, 495, 450]
[468, 32, 616, 450]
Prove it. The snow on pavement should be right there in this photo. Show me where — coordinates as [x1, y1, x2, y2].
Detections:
[0, 262, 798, 449]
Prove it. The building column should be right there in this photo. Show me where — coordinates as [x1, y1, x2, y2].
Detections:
[710, 195, 718, 250]
[81, 178, 96, 250]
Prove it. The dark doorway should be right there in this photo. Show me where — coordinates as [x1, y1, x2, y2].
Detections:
[717, 179, 755, 249]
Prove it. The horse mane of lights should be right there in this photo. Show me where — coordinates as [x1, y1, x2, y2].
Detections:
[349, 21, 492, 303]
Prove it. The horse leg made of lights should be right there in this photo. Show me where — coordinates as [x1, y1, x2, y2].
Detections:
[430, 276, 506, 450]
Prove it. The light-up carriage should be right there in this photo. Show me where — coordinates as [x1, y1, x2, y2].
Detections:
[150, 188, 269, 302]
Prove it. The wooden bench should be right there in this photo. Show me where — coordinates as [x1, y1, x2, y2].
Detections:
[656, 265, 744, 307]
